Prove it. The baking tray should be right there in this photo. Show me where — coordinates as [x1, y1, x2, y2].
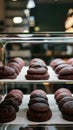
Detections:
[0, 66, 73, 84]
[2, 95, 72, 125]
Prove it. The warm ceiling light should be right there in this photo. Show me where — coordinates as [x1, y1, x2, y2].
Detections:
[23, 29, 29, 33]
[34, 26, 40, 32]
[13, 17, 23, 24]
[24, 9, 30, 17]
[12, 0, 17, 1]
[26, 0, 36, 9]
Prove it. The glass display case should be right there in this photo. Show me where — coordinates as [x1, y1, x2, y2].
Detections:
[0, 32, 73, 130]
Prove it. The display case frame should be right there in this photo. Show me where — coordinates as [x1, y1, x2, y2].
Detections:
[0, 32, 73, 129]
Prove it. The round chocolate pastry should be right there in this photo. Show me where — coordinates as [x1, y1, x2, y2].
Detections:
[26, 58, 49, 80]
[0, 105, 16, 123]
[8, 89, 23, 99]
[61, 101, 73, 121]
[50, 58, 65, 68]
[31, 89, 47, 96]
[28, 97, 49, 107]
[58, 66, 73, 80]
[8, 57, 25, 68]
[13, 57, 25, 67]
[29, 58, 46, 65]
[27, 102, 52, 122]
[5, 89, 23, 106]
[66, 58, 73, 64]
[54, 88, 72, 99]
[7, 62, 21, 71]
[0, 65, 16, 76]
[58, 96, 73, 110]
[27, 67, 47, 75]
[2, 98, 19, 112]
[30, 89, 48, 100]
[4, 94, 22, 106]
[0, 73, 17, 79]
[0, 65, 17, 79]
[29, 62, 48, 70]
[7, 62, 20, 75]
[52, 60, 65, 70]
[5, 94, 22, 106]
[25, 72, 49, 80]
[55, 63, 70, 74]
[55, 92, 72, 103]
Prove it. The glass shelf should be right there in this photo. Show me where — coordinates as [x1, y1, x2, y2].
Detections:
[0, 32, 73, 44]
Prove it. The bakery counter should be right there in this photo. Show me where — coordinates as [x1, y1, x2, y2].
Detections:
[0, 66, 73, 84]
[3, 94, 72, 125]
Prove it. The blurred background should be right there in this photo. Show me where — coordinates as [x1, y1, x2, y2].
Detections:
[0, 0, 73, 33]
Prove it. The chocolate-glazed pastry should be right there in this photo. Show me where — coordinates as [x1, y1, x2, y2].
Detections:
[5, 89, 23, 106]
[55, 92, 72, 103]
[0, 105, 16, 123]
[58, 96, 73, 110]
[58, 66, 73, 80]
[27, 102, 52, 122]
[55, 63, 70, 74]
[2, 98, 19, 112]
[54, 88, 72, 99]
[61, 101, 73, 121]
[25, 58, 49, 80]
[0, 65, 17, 79]
[27, 89, 52, 122]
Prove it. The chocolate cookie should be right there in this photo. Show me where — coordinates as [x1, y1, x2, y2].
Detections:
[0, 65, 16, 76]
[29, 62, 48, 70]
[58, 66, 73, 80]
[55, 64, 70, 74]
[0, 65, 17, 79]
[7, 62, 20, 74]
[58, 96, 73, 110]
[30, 89, 48, 100]
[27, 102, 52, 122]
[7, 62, 21, 71]
[61, 101, 73, 121]
[52, 61, 65, 70]
[0, 105, 16, 123]
[27, 67, 47, 75]
[8, 89, 23, 99]
[29, 58, 46, 65]
[0, 73, 17, 79]
[8, 57, 25, 68]
[28, 97, 48, 107]
[50, 58, 65, 69]
[25, 72, 49, 80]
[54, 88, 72, 99]
[55, 92, 72, 103]
[2, 98, 19, 112]
[5, 89, 23, 106]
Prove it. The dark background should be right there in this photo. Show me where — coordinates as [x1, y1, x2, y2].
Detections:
[31, 3, 73, 31]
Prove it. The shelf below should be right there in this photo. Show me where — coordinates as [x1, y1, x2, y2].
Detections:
[4, 94, 73, 125]
[0, 66, 73, 84]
